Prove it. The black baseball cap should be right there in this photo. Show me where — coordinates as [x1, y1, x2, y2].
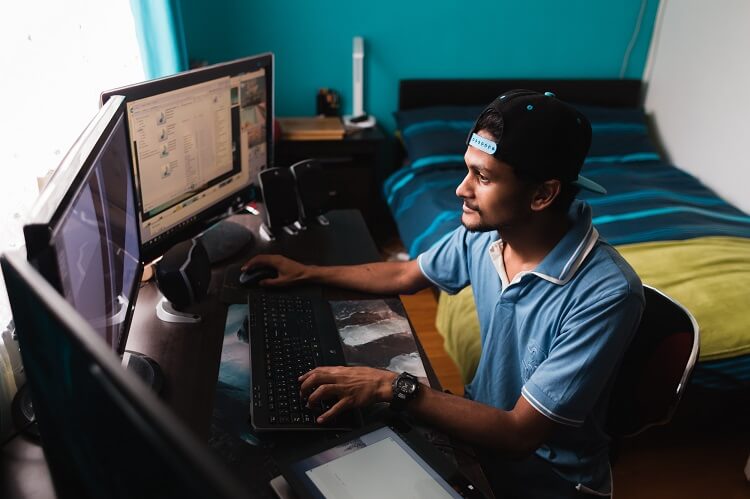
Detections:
[466, 89, 606, 194]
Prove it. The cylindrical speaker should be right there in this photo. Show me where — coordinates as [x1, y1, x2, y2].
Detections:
[258, 166, 299, 230]
[154, 238, 210, 309]
[290, 159, 330, 221]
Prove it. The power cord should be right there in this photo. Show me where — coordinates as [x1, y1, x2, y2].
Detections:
[620, 0, 649, 78]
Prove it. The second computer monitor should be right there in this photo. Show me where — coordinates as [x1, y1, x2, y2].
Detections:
[24, 95, 141, 355]
[101, 53, 274, 262]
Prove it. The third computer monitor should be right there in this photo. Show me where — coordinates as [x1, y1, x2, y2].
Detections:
[1, 250, 247, 499]
[101, 52, 274, 263]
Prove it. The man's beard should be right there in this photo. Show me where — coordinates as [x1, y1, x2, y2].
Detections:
[461, 212, 495, 233]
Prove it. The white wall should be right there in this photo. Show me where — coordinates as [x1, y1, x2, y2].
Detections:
[643, 0, 750, 213]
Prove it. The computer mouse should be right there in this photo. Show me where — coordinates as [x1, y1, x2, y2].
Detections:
[238, 266, 278, 287]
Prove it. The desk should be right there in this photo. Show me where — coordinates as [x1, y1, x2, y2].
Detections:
[0, 209, 447, 498]
[128, 209, 439, 438]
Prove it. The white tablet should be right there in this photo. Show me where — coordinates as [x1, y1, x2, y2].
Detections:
[278, 422, 486, 499]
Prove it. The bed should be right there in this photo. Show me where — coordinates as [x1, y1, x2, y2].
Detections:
[383, 79, 750, 413]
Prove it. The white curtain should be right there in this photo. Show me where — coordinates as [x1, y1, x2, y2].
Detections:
[0, 2, 147, 417]
[0, 1, 145, 326]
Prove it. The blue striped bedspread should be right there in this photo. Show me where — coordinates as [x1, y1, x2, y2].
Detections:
[384, 155, 750, 258]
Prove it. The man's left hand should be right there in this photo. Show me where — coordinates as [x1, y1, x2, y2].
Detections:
[298, 366, 397, 423]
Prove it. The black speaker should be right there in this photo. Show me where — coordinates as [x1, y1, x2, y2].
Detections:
[258, 167, 299, 234]
[198, 218, 254, 264]
[290, 159, 331, 222]
[11, 384, 40, 440]
[155, 238, 210, 309]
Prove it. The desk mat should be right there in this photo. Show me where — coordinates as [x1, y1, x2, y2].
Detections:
[209, 306, 456, 495]
[220, 264, 250, 304]
[329, 298, 430, 386]
[208, 304, 282, 497]
[210, 304, 257, 445]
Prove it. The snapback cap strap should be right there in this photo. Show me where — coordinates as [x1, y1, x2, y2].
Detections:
[468, 133, 498, 156]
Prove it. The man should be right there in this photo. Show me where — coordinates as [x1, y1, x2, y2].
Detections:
[243, 90, 644, 498]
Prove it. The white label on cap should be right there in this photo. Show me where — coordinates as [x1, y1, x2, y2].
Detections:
[469, 133, 497, 155]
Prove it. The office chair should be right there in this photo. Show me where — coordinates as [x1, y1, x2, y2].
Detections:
[607, 285, 700, 440]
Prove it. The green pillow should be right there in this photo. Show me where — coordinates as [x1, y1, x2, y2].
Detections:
[435, 286, 482, 384]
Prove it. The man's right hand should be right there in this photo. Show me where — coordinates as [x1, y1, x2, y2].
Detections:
[241, 255, 428, 296]
[240, 254, 309, 287]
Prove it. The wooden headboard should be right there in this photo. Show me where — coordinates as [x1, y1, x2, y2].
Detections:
[398, 79, 643, 110]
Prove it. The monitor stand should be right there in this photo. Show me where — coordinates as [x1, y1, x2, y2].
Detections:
[259, 223, 277, 241]
[156, 295, 202, 324]
[122, 350, 164, 394]
[260, 222, 306, 241]
[198, 216, 255, 264]
[293, 215, 330, 232]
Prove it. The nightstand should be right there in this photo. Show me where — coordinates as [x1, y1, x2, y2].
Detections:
[274, 125, 386, 223]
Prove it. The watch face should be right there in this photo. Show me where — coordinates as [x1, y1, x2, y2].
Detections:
[391, 373, 419, 411]
[398, 378, 416, 394]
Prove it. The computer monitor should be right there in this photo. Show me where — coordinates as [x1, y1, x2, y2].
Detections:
[101, 53, 274, 263]
[24, 95, 141, 357]
[0, 250, 247, 499]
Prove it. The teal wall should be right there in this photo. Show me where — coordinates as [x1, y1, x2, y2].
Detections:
[181, 0, 659, 132]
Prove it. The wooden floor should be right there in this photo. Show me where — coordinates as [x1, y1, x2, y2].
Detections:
[400, 290, 464, 396]
[399, 288, 750, 498]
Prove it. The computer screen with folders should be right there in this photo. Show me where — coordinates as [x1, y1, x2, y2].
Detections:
[101, 53, 274, 262]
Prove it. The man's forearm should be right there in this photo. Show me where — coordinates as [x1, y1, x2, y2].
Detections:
[304, 260, 429, 295]
[404, 386, 552, 459]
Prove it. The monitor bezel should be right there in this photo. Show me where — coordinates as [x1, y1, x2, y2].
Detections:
[24, 95, 143, 356]
[100, 52, 274, 263]
[1, 249, 247, 498]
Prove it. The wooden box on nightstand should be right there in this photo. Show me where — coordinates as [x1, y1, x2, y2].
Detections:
[274, 124, 386, 223]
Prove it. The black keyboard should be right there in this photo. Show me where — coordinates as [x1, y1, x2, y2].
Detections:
[247, 291, 358, 431]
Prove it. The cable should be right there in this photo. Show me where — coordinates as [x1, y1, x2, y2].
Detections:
[620, 0, 649, 78]
[642, 0, 669, 89]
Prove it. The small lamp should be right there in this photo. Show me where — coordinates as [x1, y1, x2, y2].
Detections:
[343, 36, 376, 129]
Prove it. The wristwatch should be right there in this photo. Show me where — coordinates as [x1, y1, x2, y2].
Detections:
[390, 371, 420, 412]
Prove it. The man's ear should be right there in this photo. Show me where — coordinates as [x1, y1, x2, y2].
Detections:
[530, 179, 561, 212]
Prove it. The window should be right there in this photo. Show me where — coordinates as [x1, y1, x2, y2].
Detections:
[0, 1, 146, 328]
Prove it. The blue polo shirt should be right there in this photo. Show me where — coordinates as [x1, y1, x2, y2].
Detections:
[418, 200, 644, 493]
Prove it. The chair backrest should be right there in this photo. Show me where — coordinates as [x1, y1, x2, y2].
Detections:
[607, 285, 700, 438]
